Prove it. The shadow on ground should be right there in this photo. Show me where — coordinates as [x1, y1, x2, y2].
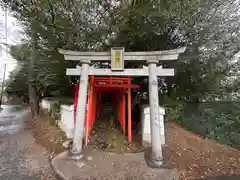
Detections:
[200, 176, 240, 180]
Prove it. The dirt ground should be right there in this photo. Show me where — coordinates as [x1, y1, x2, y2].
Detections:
[164, 123, 240, 180]
[26, 111, 67, 159]
[87, 117, 145, 153]
[28, 112, 240, 180]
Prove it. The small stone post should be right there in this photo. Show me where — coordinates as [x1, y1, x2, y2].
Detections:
[146, 60, 163, 168]
[69, 60, 90, 160]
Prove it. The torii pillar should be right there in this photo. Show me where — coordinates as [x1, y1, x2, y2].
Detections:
[147, 60, 164, 167]
[68, 60, 90, 159]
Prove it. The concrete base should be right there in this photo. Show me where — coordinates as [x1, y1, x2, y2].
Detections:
[145, 149, 165, 168]
[67, 149, 84, 161]
[142, 134, 165, 146]
[52, 150, 179, 180]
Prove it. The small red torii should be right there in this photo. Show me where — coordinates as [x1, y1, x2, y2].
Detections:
[73, 76, 139, 145]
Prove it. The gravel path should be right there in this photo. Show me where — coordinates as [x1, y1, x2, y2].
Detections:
[0, 106, 59, 180]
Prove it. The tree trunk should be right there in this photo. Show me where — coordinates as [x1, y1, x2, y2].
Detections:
[28, 26, 39, 118]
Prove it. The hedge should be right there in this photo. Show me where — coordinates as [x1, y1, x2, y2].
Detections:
[163, 101, 240, 149]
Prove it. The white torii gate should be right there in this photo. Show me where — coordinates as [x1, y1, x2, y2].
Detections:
[59, 47, 186, 168]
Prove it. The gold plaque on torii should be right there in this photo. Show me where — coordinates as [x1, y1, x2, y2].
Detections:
[111, 47, 124, 71]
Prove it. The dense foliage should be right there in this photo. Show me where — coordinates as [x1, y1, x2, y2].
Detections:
[163, 101, 240, 148]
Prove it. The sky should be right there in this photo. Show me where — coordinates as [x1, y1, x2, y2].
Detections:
[0, 7, 24, 80]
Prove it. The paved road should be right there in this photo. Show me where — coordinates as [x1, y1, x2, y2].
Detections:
[0, 105, 58, 180]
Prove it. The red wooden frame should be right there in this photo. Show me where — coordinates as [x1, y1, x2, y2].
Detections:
[74, 76, 139, 145]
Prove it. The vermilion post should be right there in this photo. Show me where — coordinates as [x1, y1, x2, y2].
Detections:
[91, 87, 97, 128]
[127, 78, 132, 142]
[122, 89, 126, 135]
[85, 76, 94, 145]
[119, 90, 123, 128]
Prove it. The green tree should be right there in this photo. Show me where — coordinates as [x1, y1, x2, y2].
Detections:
[110, 0, 240, 103]
[3, 0, 240, 108]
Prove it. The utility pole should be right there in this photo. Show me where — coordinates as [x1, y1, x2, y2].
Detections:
[0, 64, 7, 108]
[1, 8, 7, 109]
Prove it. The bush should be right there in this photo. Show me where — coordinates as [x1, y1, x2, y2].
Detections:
[164, 100, 240, 149]
[42, 97, 73, 125]
[49, 100, 61, 121]
[43, 97, 73, 105]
